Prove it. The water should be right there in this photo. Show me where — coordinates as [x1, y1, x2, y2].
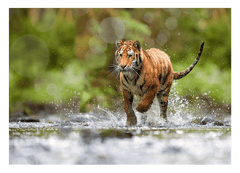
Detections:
[9, 85, 231, 164]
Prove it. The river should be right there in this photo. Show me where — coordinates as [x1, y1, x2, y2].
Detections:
[9, 95, 231, 164]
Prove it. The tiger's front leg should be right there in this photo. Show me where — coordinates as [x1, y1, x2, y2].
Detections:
[136, 84, 159, 113]
[123, 89, 137, 126]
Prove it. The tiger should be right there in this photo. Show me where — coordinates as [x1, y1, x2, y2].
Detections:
[114, 40, 205, 126]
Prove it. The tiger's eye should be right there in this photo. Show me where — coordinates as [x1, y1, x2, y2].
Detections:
[119, 49, 123, 58]
[128, 49, 134, 58]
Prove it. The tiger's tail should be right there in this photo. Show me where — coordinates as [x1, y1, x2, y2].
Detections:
[173, 42, 205, 80]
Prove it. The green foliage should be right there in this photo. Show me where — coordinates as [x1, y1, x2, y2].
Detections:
[167, 9, 231, 103]
[9, 8, 231, 114]
[174, 63, 231, 103]
[9, 10, 79, 111]
[118, 10, 151, 42]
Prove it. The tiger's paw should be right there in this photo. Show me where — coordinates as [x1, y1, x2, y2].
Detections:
[136, 103, 150, 113]
[126, 116, 137, 126]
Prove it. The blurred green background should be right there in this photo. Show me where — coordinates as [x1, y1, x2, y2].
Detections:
[9, 8, 231, 114]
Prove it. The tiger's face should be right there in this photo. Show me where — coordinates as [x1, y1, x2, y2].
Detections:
[115, 40, 143, 77]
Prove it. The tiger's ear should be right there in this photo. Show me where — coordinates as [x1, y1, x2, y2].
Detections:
[133, 41, 141, 51]
[116, 40, 123, 48]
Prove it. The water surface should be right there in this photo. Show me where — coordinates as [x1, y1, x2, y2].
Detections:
[9, 99, 231, 164]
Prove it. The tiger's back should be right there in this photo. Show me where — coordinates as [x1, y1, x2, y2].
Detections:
[144, 48, 174, 88]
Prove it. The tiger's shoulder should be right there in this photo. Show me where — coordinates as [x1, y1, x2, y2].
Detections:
[145, 48, 170, 60]
[143, 48, 171, 67]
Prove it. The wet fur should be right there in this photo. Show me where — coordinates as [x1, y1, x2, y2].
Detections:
[115, 40, 205, 126]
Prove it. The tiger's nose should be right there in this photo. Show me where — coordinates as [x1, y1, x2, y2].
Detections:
[120, 65, 127, 70]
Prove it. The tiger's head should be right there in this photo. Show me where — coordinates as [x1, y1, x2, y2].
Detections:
[115, 40, 143, 77]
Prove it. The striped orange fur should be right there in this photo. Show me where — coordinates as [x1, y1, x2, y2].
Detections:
[115, 40, 205, 126]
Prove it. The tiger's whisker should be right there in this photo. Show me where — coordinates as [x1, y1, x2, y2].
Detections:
[107, 68, 117, 73]
[108, 67, 120, 79]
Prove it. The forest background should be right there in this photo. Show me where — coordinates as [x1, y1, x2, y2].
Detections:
[9, 8, 231, 114]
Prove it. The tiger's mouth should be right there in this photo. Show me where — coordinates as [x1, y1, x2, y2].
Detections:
[120, 69, 132, 72]
[121, 70, 131, 74]
[119, 69, 126, 72]
[119, 65, 137, 76]
[119, 65, 129, 72]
